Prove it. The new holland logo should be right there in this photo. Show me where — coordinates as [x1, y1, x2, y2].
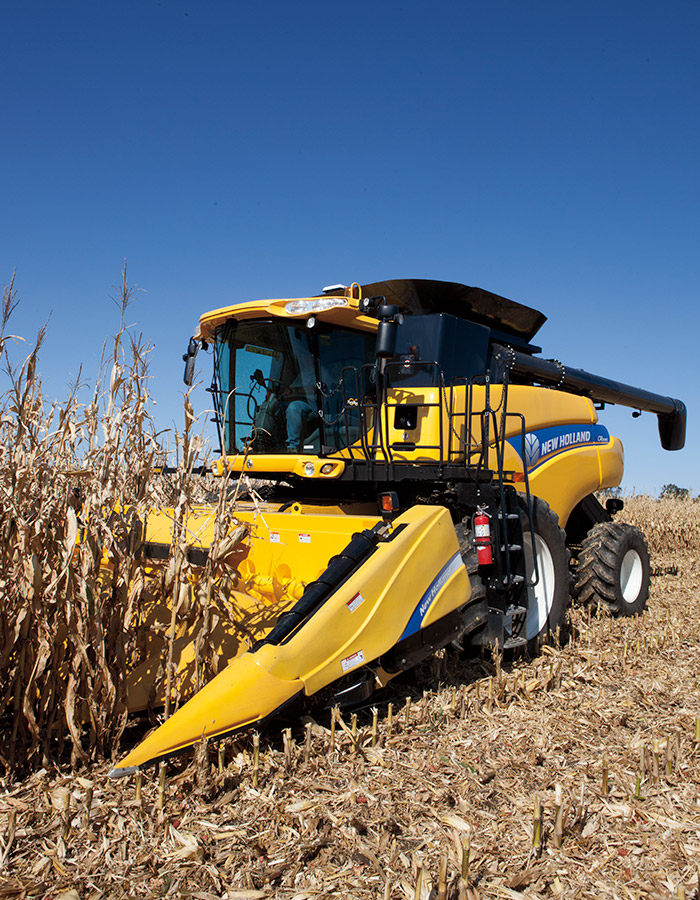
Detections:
[524, 432, 540, 467]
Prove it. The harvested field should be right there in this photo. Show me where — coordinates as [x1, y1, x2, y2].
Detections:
[1, 497, 699, 899]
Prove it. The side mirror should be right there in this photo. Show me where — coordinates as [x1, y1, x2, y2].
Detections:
[375, 305, 404, 359]
[182, 337, 199, 386]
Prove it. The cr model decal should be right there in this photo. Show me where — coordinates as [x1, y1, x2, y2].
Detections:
[509, 423, 610, 471]
[399, 552, 463, 641]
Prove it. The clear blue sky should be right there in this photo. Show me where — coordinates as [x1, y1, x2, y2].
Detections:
[2, 0, 698, 494]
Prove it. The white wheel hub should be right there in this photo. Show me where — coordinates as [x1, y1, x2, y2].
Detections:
[620, 548, 643, 603]
[523, 532, 556, 639]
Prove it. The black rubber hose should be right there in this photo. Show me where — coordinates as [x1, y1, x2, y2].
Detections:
[259, 526, 383, 648]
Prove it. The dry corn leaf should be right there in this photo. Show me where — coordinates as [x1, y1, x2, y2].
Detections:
[63, 507, 78, 560]
[223, 893, 269, 899]
[437, 812, 471, 832]
[50, 786, 71, 811]
[168, 825, 204, 862]
[286, 799, 317, 813]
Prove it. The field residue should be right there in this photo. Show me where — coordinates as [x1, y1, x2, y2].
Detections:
[1, 498, 699, 899]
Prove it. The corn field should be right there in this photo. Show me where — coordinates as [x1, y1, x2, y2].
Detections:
[0, 271, 700, 773]
[1, 534, 698, 899]
[1, 272, 699, 896]
[1, 268, 696, 778]
[619, 495, 699, 556]
[0, 271, 227, 775]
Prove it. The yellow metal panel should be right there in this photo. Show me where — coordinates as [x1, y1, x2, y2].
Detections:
[142, 504, 381, 572]
[115, 654, 304, 772]
[197, 296, 378, 341]
[497, 386, 598, 435]
[212, 454, 346, 479]
[522, 438, 624, 525]
[420, 561, 470, 629]
[259, 505, 468, 693]
[125, 504, 386, 712]
[379, 386, 467, 463]
[600, 436, 624, 490]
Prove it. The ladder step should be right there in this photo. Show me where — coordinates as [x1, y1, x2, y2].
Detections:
[503, 635, 528, 650]
[506, 605, 527, 617]
[502, 574, 524, 585]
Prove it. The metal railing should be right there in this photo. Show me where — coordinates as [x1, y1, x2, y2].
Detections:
[334, 361, 527, 481]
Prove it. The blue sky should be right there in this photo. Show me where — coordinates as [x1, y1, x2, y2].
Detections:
[2, 0, 698, 494]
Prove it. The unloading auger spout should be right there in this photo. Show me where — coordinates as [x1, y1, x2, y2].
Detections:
[494, 344, 687, 451]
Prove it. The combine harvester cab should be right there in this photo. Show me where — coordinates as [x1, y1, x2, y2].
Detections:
[111, 279, 686, 776]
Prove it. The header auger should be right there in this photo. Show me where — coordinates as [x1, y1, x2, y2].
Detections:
[109, 278, 686, 777]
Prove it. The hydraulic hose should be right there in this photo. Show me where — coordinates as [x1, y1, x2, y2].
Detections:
[258, 523, 386, 648]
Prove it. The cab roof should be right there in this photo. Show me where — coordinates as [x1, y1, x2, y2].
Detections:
[197, 278, 547, 344]
[352, 279, 547, 342]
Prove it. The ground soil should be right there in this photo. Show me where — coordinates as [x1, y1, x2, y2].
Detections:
[1, 550, 699, 899]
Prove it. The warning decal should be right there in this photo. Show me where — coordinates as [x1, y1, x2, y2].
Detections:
[341, 650, 365, 672]
[346, 592, 366, 613]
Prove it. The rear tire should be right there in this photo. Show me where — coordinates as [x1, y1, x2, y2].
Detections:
[521, 498, 571, 652]
[574, 522, 650, 616]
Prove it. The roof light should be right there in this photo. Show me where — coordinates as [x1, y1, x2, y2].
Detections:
[322, 283, 346, 294]
[285, 297, 348, 315]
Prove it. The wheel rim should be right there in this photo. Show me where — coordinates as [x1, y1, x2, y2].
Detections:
[620, 548, 643, 603]
[523, 532, 556, 639]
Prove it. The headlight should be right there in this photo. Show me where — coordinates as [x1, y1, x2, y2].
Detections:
[285, 298, 348, 315]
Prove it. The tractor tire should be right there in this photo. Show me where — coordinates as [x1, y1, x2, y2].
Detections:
[574, 522, 650, 616]
[521, 497, 571, 652]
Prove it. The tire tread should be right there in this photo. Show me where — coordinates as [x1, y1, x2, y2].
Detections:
[573, 521, 650, 616]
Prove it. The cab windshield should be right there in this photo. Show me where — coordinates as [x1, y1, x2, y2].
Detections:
[214, 319, 376, 455]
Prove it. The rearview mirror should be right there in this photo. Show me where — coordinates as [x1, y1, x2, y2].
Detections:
[182, 337, 199, 386]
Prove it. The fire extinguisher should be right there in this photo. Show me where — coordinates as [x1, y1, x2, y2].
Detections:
[474, 508, 493, 566]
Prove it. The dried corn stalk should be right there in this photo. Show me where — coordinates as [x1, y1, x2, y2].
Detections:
[0, 268, 211, 774]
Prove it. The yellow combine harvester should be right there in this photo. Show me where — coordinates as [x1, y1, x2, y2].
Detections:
[110, 279, 686, 776]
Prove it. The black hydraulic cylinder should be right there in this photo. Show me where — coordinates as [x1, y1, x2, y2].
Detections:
[498, 346, 687, 451]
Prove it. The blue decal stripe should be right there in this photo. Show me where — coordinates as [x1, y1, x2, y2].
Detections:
[399, 552, 463, 641]
[507, 424, 610, 472]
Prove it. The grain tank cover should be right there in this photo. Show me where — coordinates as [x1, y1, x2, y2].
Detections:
[358, 279, 547, 342]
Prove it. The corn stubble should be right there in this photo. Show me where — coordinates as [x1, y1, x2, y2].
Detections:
[2, 536, 699, 899]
